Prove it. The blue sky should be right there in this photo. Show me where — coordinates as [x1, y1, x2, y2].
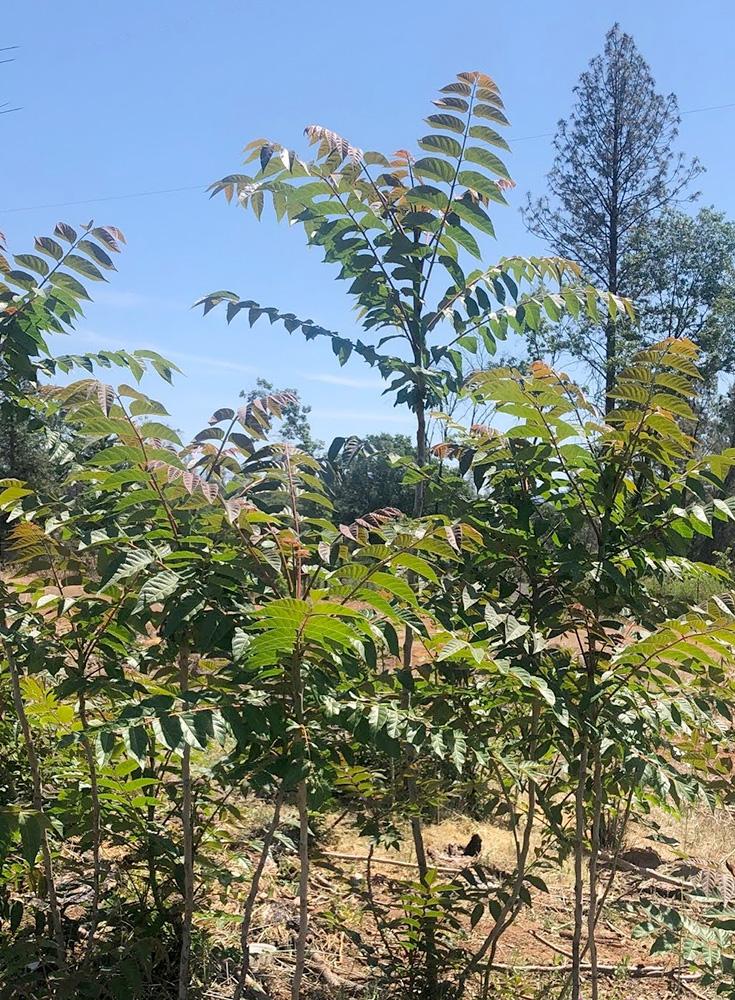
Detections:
[3, 0, 735, 444]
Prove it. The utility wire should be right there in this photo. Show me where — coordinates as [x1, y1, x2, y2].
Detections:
[511, 101, 735, 142]
[511, 131, 554, 142]
[0, 184, 207, 214]
[683, 101, 735, 114]
[1, 100, 734, 215]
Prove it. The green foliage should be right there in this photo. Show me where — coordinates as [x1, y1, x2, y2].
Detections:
[628, 208, 735, 380]
[3, 69, 735, 1000]
[0, 401, 61, 496]
[435, 337, 735, 994]
[0, 223, 134, 393]
[0, 359, 486, 996]
[644, 562, 730, 613]
[326, 432, 417, 524]
[198, 70, 630, 478]
[632, 899, 735, 995]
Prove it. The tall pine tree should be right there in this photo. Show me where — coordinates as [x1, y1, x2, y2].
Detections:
[524, 23, 701, 407]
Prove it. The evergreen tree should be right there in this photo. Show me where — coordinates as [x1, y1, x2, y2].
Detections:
[524, 23, 701, 406]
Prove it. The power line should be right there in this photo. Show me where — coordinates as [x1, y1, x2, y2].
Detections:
[1, 99, 734, 215]
[684, 101, 735, 115]
[511, 131, 554, 142]
[509, 102, 735, 143]
[0, 183, 207, 214]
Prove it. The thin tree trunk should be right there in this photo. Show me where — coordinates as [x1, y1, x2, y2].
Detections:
[401, 585, 439, 998]
[234, 789, 284, 1000]
[178, 645, 194, 1000]
[411, 816, 429, 875]
[292, 779, 310, 1000]
[78, 692, 102, 965]
[7, 411, 17, 477]
[604, 81, 621, 415]
[4, 639, 66, 968]
[410, 813, 440, 997]
[604, 317, 617, 414]
[288, 634, 310, 1000]
[587, 747, 603, 1000]
[571, 738, 589, 1000]
[145, 737, 169, 921]
[407, 390, 441, 997]
[413, 396, 428, 517]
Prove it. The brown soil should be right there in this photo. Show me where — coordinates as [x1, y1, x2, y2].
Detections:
[198, 808, 724, 999]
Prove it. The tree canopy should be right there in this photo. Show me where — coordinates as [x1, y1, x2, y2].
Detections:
[3, 56, 735, 1000]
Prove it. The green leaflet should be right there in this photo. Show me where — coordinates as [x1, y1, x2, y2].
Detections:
[18, 811, 45, 867]
[138, 422, 183, 445]
[124, 725, 149, 764]
[134, 569, 182, 609]
[463, 146, 511, 178]
[99, 549, 155, 591]
[418, 134, 462, 158]
[425, 113, 465, 134]
[456, 170, 506, 202]
[413, 157, 456, 184]
[152, 714, 184, 753]
[368, 571, 418, 606]
[392, 553, 439, 584]
[451, 197, 496, 237]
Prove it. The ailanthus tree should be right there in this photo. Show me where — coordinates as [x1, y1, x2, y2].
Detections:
[0, 222, 161, 506]
[1, 368, 487, 999]
[441, 337, 735, 997]
[199, 70, 630, 515]
[198, 70, 630, 996]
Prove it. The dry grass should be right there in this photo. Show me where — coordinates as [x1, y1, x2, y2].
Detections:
[329, 811, 522, 873]
[63, 792, 732, 998]
[651, 804, 735, 867]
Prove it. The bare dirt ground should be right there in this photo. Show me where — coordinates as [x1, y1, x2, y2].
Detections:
[195, 805, 735, 999]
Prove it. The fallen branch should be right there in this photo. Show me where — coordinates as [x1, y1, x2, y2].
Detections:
[490, 961, 702, 981]
[603, 855, 712, 897]
[679, 981, 710, 1000]
[310, 958, 363, 990]
[530, 930, 572, 960]
[238, 946, 365, 992]
[314, 851, 486, 875]
[317, 850, 471, 876]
